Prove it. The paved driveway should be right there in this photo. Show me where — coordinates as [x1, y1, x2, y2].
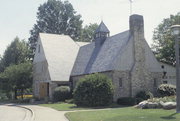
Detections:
[0, 105, 28, 121]
[0, 104, 69, 121]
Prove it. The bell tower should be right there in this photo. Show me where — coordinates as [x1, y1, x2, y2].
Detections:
[94, 21, 110, 46]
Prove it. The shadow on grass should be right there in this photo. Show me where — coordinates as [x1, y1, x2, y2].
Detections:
[161, 113, 177, 120]
[69, 104, 128, 110]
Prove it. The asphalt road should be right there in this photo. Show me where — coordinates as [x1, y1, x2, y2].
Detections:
[0, 105, 31, 121]
[0, 104, 69, 121]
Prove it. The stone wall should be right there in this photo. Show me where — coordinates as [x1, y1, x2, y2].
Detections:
[33, 60, 50, 99]
[150, 72, 163, 94]
[48, 82, 58, 99]
[71, 71, 131, 101]
[112, 71, 131, 101]
[71, 70, 162, 102]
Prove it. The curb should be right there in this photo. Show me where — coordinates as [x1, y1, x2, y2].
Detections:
[7, 104, 35, 121]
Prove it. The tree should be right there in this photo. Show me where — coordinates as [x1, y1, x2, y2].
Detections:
[152, 12, 180, 65]
[80, 23, 98, 42]
[0, 37, 31, 99]
[29, 0, 83, 52]
[0, 37, 30, 72]
[0, 56, 4, 72]
[0, 62, 32, 99]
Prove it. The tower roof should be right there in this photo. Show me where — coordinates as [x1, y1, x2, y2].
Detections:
[95, 21, 110, 33]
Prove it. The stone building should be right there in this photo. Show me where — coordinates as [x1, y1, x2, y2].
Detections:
[71, 14, 163, 101]
[33, 33, 88, 99]
[33, 14, 165, 101]
[159, 62, 176, 85]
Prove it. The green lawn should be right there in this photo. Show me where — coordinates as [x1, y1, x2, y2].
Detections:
[39, 102, 122, 111]
[65, 107, 180, 121]
[39, 103, 86, 111]
[39, 102, 101, 111]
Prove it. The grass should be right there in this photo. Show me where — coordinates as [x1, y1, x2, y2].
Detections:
[39, 102, 122, 111]
[65, 107, 180, 121]
[39, 103, 89, 111]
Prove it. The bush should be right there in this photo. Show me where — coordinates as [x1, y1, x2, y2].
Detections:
[73, 73, 114, 107]
[157, 84, 176, 97]
[117, 97, 136, 106]
[135, 98, 144, 104]
[53, 86, 71, 102]
[147, 96, 176, 103]
[65, 99, 74, 104]
[0, 92, 8, 100]
[135, 91, 153, 103]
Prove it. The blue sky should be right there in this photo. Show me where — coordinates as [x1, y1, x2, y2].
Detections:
[0, 0, 180, 55]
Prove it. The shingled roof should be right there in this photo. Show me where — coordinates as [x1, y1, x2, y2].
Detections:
[34, 33, 88, 81]
[71, 30, 162, 76]
[95, 21, 110, 33]
[71, 30, 130, 76]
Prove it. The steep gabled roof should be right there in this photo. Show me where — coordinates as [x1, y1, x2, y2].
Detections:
[71, 30, 131, 76]
[95, 21, 110, 33]
[71, 29, 162, 76]
[35, 33, 82, 81]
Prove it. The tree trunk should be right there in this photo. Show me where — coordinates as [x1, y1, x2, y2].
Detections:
[14, 89, 17, 100]
[21, 88, 24, 100]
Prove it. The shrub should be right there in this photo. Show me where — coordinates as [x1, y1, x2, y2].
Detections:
[135, 98, 144, 104]
[73, 73, 114, 107]
[157, 84, 176, 97]
[117, 97, 136, 106]
[65, 99, 74, 104]
[53, 86, 71, 102]
[0, 92, 8, 100]
[147, 96, 176, 103]
[135, 91, 153, 103]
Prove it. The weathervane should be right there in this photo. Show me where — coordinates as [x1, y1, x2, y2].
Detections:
[129, 0, 134, 15]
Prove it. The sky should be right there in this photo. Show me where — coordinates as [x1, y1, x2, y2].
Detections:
[0, 0, 180, 56]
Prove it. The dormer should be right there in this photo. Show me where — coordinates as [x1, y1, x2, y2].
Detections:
[94, 21, 110, 46]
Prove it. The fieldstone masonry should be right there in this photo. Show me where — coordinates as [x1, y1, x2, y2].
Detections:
[130, 15, 152, 97]
[71, 14, 163, 101]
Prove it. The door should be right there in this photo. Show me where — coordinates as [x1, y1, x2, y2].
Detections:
[39, 82, 49, 98]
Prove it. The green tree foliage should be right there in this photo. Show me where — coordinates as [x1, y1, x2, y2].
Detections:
[0, 62, 32, 99]
[0, 56, 4, 72]
[152, 12, 180, 65]
[0, 37, 30, 72]
[73, 73, 114, 107]
[29, 0, 83, 51]
[0, 37, 31, 99]
[80, 23, 98, 42]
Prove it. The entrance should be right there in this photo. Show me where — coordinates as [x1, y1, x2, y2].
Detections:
[39, 82, 49, 98]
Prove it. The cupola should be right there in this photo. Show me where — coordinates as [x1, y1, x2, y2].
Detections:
[94, 21, 110, 46]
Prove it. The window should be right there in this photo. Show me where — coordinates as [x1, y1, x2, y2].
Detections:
[162, 71, 167, 79]
[38, 45, 40, 53]
[119, 78, 123, 87]
[154, 78, 157, 87]
[163, 81, 168, 84]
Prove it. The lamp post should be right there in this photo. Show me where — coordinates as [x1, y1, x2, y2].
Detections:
[171, 25, 180, 113]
